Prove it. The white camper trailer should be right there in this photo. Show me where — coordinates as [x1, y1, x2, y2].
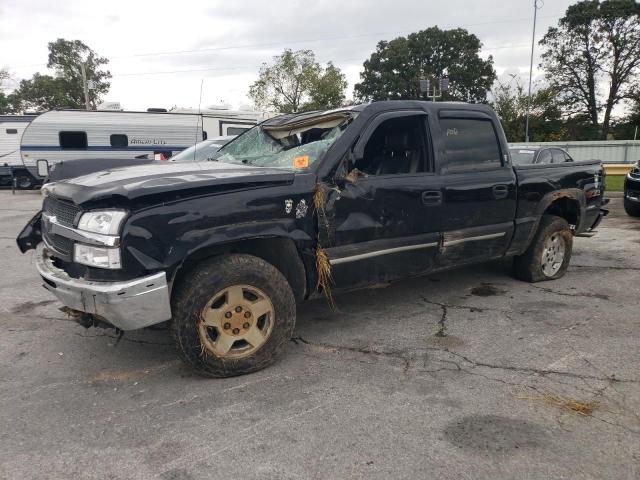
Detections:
[18, 110, 206, 187]
[0, 115, 37, 188]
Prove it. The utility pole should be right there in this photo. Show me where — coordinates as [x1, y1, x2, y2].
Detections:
[79, 62, 90, 110]
[525, 0, 541, 143]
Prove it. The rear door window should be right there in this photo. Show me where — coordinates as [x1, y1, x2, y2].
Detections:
[440, 118, 502, 173]
[537, 149, 552, 164]
[551, 149, 567, 163]
[59, 131, 88, 150]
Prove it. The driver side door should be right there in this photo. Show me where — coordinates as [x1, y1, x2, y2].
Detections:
[322, 110, 443, 290]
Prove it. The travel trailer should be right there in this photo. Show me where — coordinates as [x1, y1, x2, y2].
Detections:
[16, 110, 206, 187]
[0, 115, 37, 188]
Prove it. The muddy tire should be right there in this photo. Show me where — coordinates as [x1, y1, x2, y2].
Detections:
[513, 215, 573, 283]
[171, 254, 296, 377]
[624, 197, 640, 217]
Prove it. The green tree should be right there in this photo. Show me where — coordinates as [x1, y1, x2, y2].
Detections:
[0, 69, 21, 114]
[47, 38, 111, 109]
[249, 49, 347, 113]
[10, 39, 111, 112]
[12, 73, 79, 111]
[354, 27, 496, 103]
[491, 78, 564, 142]
[540, 0, 640, 139]
[0, 69, 11, 113]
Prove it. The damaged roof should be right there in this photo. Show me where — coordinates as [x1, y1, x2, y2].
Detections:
[261, 105, 365, 129]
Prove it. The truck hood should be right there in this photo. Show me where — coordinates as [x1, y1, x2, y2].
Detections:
[43, 161, 296, 205]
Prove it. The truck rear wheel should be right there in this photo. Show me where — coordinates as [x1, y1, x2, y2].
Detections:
[171, 254, 296, 377]
[624, 198, 640, 217]
[513, 215, 573, 283]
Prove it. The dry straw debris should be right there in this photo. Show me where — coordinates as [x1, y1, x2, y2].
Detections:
[512, 388, 599, 416]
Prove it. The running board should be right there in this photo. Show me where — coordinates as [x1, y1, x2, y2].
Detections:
[575, 231, 598, 237]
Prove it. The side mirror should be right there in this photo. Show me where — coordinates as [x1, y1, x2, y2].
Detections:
[36, 159, 49, 178]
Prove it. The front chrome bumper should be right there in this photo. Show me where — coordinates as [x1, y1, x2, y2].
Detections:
[35, 245, 172, 330]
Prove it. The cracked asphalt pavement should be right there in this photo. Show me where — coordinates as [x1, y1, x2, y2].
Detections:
[1, 190, 639, 480]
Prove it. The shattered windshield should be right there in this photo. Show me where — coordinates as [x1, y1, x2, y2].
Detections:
[211, 112, 356, 170]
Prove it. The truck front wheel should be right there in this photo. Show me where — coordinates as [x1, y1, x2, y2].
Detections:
[513, 215, 573, 283]
[171, 254, 296, 377]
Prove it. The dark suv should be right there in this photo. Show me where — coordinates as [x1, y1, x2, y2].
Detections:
[624, 160, 640, 216]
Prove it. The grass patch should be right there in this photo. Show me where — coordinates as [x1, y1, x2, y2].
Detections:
[605, 175, 625, 192]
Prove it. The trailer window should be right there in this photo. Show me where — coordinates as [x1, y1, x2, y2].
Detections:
[59, 131, 88, 150]
[226, 127, 250, 136]
[6, 128, 18, 134]
[110, 134, 128, 148]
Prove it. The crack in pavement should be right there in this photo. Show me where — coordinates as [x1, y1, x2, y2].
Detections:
[291, 336, 412, 371]
[289, 336, 640, 435]
[529, 284, 611, 301]
[572, 264, 640, 271]
[289, 336, 639, 385]
[74, 332, 172, 346]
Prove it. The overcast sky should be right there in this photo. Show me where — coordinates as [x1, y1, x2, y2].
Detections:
[0, 0, 577, 111]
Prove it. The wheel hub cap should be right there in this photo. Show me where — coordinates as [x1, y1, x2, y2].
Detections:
[198, 284, 274, 359]
[541, 234, 566, 277]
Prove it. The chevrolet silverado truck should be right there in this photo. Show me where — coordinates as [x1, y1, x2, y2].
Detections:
[16, 101, 608, 377]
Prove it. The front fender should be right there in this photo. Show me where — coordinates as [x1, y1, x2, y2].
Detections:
[122, 213, 316, 282]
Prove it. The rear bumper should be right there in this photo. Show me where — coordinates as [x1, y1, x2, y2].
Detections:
[589, 207, 608, 230]
[35, 245, 172, 330]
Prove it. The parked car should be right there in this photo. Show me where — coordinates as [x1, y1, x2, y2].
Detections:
[17, 101, 608, 378]
[509, 146, 575, 165]
[169, 136, 236, 162]
[624, 160, 640, 217]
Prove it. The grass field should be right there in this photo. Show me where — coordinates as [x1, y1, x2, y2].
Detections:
[606, 175, 625, 192]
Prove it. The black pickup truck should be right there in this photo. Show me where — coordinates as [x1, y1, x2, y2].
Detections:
[17, 101, 608, 377]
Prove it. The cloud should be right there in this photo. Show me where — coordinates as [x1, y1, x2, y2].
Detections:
[0, 0, 575, 110]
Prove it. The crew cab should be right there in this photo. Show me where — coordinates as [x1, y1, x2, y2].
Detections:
[17, 101, 608, 377]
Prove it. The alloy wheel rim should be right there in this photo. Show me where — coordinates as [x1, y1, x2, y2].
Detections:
[198, 284, 274, 358]
[541, 233, 565, 277]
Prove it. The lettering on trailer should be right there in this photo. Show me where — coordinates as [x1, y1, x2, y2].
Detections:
[129, 138, 168, 146]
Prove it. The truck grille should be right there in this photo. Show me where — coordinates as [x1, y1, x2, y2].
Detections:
[42, 196, 81, 258]
[43, 196, 81, 227]
[43, 230, 73, 255]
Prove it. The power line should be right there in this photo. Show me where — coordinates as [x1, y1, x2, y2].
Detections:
[110, 44, 532, 78]
[10, 13, 563, 70]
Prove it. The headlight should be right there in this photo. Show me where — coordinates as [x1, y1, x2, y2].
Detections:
[74, 244, 122, 269]
[78, 210, 127, 235]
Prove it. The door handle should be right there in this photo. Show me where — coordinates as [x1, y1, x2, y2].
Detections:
[421, 190, 442, 205]
[492, 184, 509, 199]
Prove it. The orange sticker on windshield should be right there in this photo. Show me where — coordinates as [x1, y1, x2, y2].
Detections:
[293, 156, 309, 169]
